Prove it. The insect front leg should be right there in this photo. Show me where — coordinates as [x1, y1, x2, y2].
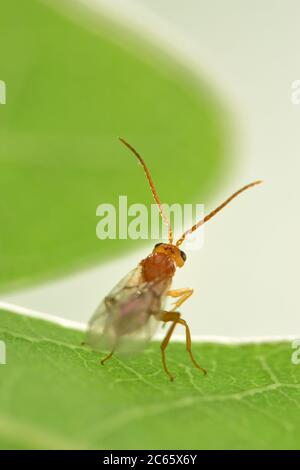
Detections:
[160, 310, 207, 381]
[167, 287, 193, 311]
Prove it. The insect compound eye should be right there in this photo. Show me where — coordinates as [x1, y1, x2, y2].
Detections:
[180, 250, 187, 262]
[155, 242, 163, 248]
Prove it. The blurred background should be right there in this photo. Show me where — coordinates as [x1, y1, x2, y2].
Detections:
[0, 0, 299, 337]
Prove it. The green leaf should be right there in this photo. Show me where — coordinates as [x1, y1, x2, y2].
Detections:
[0, 309, 299, 449]
[0, 0, 227, 291]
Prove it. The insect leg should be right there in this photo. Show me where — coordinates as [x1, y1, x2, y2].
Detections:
[100, 349, 115, 365]
[176, 317, 207, 376]
[167, 288, 193, 311]
[160, 311, 180, 381]
[100, 336, 118, 365]
[160, 310, 207, 379]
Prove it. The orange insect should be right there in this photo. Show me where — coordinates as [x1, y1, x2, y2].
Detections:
[85, 138, 262, 381]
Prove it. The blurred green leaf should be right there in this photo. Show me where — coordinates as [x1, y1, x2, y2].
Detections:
[0, 0, 227, 291]
[0, 309, 298, 449]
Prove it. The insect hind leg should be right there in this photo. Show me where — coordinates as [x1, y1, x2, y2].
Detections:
[177, 316, 207, 376]
[160, 310, 207, 381]
[160, 313, 179, 381]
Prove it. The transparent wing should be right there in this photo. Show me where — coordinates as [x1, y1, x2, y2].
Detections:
[85, 266, 171, 355]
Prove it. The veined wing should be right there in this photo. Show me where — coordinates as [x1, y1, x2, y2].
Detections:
[85, 265, 172, 354]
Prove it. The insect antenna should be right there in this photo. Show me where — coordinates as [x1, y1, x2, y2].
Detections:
[119, 137, 173, 244]
[176, 180, 263, 246]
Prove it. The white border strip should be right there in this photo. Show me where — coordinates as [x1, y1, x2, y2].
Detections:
[0, 301, 86, 331]
[0, 301, 298, 344]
